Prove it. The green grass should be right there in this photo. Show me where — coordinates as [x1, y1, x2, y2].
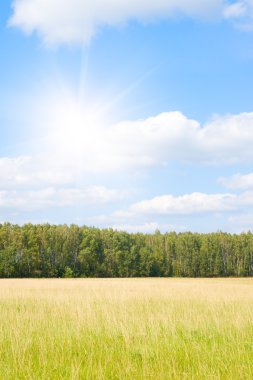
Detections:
[0, 278, 252, 379]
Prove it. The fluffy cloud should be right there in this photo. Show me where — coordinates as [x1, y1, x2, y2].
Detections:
[3, 110, 253, 218]
[219, 172, 253, 190]
[114, 191, 253, 218]
[3, 111, 253, 178]
[94, 111, 253, 169]
[9, 0, 225, 45]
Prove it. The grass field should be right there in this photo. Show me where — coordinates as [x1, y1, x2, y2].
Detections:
[0, 279, 252, 379]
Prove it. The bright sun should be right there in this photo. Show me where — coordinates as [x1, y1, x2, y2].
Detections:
[43, 90, 106, 160]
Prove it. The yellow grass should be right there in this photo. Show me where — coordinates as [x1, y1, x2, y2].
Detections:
[0, 278, 252, 379]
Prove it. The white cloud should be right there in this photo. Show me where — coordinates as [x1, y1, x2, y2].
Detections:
[227, 211, 253, 232]
[39, 106, 253, 172]
[87, 213, 188, 232]
[3, 111, 253, 179]
[228, 213, 253, 226]
[223, 1, 253, 30]
[3, 109, 253, 218]
[219, 172, 253, 190]
[0, 186, 126, 212]
[114, 191, 253, 218]
[111, 222, 181, 233]
[99, 111, 253, 169]
[0, 156, 75, 189]
[9, 0, 225, 45]
[224, 2, 247, 19]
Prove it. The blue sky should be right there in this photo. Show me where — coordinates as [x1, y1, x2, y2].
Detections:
[2, 0, 253, 232]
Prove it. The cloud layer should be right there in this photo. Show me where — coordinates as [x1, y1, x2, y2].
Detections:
[220, 172, 253, 190]
[114, 191, 253, 218]
[107, 111, 253, 167]
[56, 110, 253, 171]
[2, 110, 253, 180]
[224, 1, 253, 30]
[2, 109, 253, 227]
[9, 0, 233, 45]
[0, 186, 126, 212]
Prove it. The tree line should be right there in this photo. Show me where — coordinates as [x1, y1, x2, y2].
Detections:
[0, 223, 252, 278]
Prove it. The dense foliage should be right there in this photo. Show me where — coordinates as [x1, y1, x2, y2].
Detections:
[0, 223, 252, 278]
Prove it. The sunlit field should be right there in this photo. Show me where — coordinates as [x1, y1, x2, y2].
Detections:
[0, 279, 252, 379]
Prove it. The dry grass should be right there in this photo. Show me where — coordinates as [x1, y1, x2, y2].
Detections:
[0, 278, 252, 379]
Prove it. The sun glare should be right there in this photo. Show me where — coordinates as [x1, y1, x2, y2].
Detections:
[44, 90, 107, 160]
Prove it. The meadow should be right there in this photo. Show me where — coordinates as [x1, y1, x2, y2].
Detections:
[0, 278, 252, 379]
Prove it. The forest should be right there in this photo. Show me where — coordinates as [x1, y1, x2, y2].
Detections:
[0, 223, 252, 278]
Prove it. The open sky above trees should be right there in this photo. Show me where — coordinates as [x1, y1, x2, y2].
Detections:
[2, 1, 253, 233]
